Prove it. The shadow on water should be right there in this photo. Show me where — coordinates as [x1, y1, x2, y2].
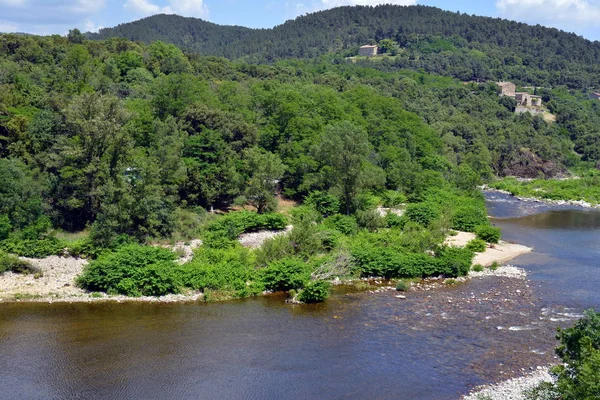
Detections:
[0, 192, 598, 400]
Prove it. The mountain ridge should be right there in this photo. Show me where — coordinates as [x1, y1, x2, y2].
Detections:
[87, 5, 600, 89]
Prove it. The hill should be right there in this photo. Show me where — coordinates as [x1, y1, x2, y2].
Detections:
[89, 5, 600, 88]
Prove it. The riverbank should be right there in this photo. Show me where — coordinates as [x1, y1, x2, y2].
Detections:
[462, 367, 555, 400]
[484, 182, 600, 209]
[0, 255, 204, 304]
[0, 228, 533, 304]
[445, 231, 533, 267]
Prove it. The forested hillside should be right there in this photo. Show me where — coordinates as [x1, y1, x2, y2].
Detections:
[90, 5, 600, 88]
[1, 31, 600, 299]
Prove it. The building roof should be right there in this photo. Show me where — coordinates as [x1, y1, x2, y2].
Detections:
[360, 45, 377, 48]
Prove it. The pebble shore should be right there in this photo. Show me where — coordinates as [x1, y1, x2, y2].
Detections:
[463, 367, 555, 400]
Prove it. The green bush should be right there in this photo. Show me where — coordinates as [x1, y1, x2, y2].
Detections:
[255, 234, 295, 266]
[259, 257, 310, 292]
[0, 215, 11, 241]
[207, 211, 287, 239]
[298, 280, 331, 303]
[436, 246, 473, 277]
[77, 244, 179, 296]
[356, 209, 386, 232]
[0, 250, 36, 274]
[451, 205, 488, 232]
[466, 239, 487, 252]
[350, 241, 472, 279]
[68, 238, 105, 259]
[472, 264, 484, 272]
[1, 237, 66, 258]
[553, 310, 600, 400]
[178, 245, 259, 297]
[395, 280, 410, 292]
[385, 213, 407, 228]
[323, 214, 359, 235]
[304, 191, 340, 217]
[382, 190, 406, 208]
[202, 230, 238, 249]
[405, 202, 440, 227]
[476, 225, 502, 244]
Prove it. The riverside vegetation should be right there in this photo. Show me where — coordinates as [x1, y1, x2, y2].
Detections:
[0, 10, 599, 302]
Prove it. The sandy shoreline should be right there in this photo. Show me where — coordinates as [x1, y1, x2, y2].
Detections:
[445, 231, 533, 267]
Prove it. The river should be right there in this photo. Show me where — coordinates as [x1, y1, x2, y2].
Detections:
[1, 192, 599, 399]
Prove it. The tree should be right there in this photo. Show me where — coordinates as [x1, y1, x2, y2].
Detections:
[316, 122, 371, 215]
[242, 147, 285, 214]
[553, 310, 600, 400]
[67, 28, 85, 44]
[378, 38, 399, 55]
[49, 93, 131, 230]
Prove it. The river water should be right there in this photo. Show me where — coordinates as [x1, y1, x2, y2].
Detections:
[1, 192, 599, 400]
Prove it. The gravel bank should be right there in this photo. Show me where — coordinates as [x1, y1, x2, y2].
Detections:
[462, 367, 555, 400]
[0, 255, 203, 304]
[238, 225, 293, 248]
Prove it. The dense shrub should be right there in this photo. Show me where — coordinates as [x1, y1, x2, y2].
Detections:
[255, 234, 295, 266]
[395, 280, 410, 292]
[0, 215, 11, 241]
[381, 190, 406, 207]
[202, 230, 238, 249]
[466, 239, 487, 252]
[1, 237, 66, 258]
[298, 280, 331, 303]
[385, 213, 407, 228]
[0, 250, 36, 274]
[476, 225, 502, 244]
[451, 205, 488, 232]
[356, 209, 386, 232]
[553, 310, 600, 400]
[351, 241, 472, 279]
[77, 244, 179, 296]
[207, 211, 287, 239]
[304, 191, 341, 217]
[436, 246, 473, 277]
[405, 202, 440, 227]
[259, 257, 310, 292]
[324, 214, 359, 235]
[178, 245, 259, 297]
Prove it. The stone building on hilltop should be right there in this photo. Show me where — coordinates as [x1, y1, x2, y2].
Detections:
[497, 81, 516, 97]
[359, 45, 378, 56]
[515, 92, 542, 107]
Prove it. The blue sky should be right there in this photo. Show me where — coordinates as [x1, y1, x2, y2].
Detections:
[1, 0, 600, 41]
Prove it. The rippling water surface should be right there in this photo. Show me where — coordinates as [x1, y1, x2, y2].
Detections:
[1, 192, 599, 400]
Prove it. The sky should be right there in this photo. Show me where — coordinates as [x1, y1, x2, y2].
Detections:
[0, 0, 600, 41]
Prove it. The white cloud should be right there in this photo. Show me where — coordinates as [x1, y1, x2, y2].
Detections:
[84, 19, 104, 33]
[71, 0, 106, 14]
[124, 0, 209, 18]
[496, 0, 600, 28]
[169, 0, 209, 17]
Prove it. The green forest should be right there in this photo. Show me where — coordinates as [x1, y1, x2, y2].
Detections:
[1, 8, 600, 303]
[90, 5, 600, 89]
